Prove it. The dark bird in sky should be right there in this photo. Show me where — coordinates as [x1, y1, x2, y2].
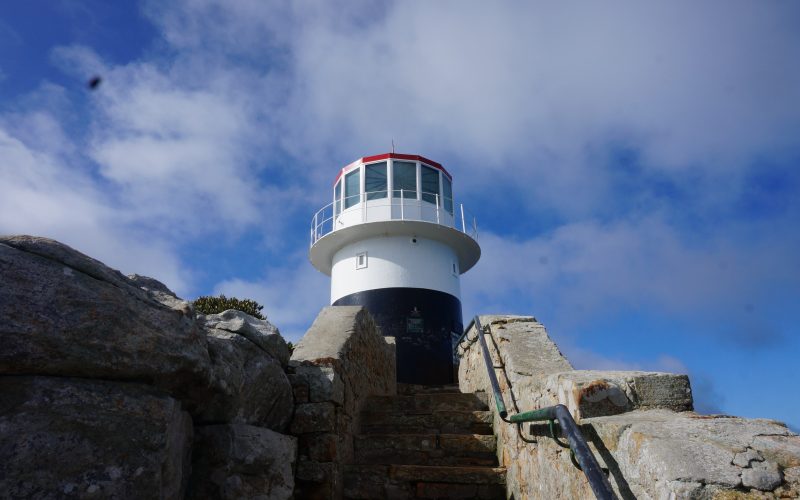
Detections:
[87, 76, 102, 90]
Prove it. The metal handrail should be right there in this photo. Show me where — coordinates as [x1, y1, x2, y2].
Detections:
[469, 316, 507, 418]
[454, 317, 618, 500]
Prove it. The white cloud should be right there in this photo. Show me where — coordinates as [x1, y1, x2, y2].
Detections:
[0, 126, 190, 293]
[462, 213, 800, 344]
[273, 2, 800, 214]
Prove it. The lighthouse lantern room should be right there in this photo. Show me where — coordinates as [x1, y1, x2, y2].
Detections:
[309, 153, 480, 385]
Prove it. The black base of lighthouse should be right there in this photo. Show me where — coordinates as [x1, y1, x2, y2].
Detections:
[333, 287, 462, 385]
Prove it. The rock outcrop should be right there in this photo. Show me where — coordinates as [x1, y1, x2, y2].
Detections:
[0, 235, 296, 499]
[0, 376, 192, 499]
[0, 235, 211, 402]
[188, 424, 297, 499]
[457, 315, 800, 499]
[199, 313, 293, 431]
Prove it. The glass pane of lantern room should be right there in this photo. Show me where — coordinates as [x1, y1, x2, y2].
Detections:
[442, 175, 453, 214]
[392, 161, 417, 199]
[421, 165, 440, 204]
[365, 162, 387, 200]
[344, 170, 360, 209]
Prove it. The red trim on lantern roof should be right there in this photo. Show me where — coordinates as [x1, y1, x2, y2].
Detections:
[333, 153, 452, 186]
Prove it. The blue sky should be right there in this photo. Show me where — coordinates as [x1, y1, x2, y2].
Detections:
[1, 1, 798, 430]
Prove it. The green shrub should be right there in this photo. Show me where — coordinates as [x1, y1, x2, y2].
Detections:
[193, 294, 265, 320]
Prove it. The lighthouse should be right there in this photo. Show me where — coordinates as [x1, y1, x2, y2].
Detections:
[309, 153, 480, 385]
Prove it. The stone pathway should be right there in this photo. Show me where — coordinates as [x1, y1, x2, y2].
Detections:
[344, 384, 506, 499]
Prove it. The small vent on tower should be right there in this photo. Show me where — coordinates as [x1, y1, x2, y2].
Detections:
[356, 252, 368, 269]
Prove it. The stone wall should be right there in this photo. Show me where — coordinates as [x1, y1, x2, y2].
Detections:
[289, 306, 397, 499]
[0, 236, 297, 499]
[457, 315, 800, 499]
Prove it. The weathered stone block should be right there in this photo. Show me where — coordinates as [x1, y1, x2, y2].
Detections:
[0, 375, 192, 499]
[0, 236, 212, 400]
[291, 402, 336, 434]
[630, 372, 693, 410]
[288, 374, 310, 403]
[198, 328, 293, 432]
[291, 306, 396, 405]
[302, 433, 339, 462]
[296, 459, 336, 482]
[733, 447, 763, 467]
[752, 434, 800, 467]
[742, 460, 782, 491]
[201, 309, 290, 367]
[188, 424, 297, 500]
[293, 364, 345, 405]
[545, 370, 693, 420]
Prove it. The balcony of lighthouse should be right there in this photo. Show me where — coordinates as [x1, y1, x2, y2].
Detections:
[310, 155, 478, 245]
[309, 153, 481, 276]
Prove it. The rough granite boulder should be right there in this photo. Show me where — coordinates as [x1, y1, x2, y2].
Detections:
[188, 424, 297, 500]
[0, 235, 301, 499]
[128, 273, 192, 311]
[198, 325, 294, 432]
[0, 376, 193, 499]
[0, 236, 212, 400]
[201, 310, 291, 367]
[543, 370, 693, 420]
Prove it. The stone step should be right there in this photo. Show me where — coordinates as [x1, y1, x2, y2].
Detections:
[397, 383, 462, 395]
[354, 434, 498, 466]
[344, 464, 506, 499]
[360, 410, 494, 435]
[364, 392, 490, 414]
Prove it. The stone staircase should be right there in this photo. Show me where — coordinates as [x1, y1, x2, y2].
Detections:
[344, 384, 506, 499]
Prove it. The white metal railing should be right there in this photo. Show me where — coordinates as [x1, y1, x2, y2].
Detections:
[310, 190, 478, 247]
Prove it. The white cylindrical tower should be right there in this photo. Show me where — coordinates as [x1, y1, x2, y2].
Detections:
[309, 153, 480, 384]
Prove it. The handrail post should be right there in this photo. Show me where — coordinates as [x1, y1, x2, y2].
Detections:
[460, 203, 466, 233]
[400, 189, 404, 220]
[473, 316, 507, 419]
[435, 194, 440, 224]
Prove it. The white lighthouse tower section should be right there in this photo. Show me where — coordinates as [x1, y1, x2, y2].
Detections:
[309, 154, 480, 285]
[308, 153, 480, 385]
[330, 235, 461, 304]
